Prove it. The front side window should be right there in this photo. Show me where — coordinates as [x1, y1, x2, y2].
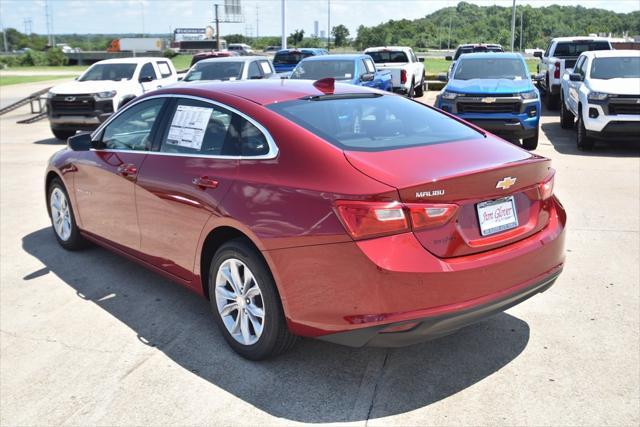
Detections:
[247, 61, 262, 79]
[160, 98, 269, 157]
[79, 63, 137, 81]
[590, 56, 640, 79]
[453, 57, 528, 80]
[101, 98, 165, 150]
[267, 94, 482, 152]
[139, 62, 157, 81]
[290, 60, 356, 81]
[573, 56, 585, 76]
[364, 58, 376, 73]
[184, 61, 244, 82]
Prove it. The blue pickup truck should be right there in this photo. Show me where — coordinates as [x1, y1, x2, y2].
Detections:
[289, 54, 392, 92]
[436, 52, 541, 150]
[272, 48, 328, 73]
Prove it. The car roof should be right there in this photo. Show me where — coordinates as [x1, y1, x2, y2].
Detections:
[276, 48, 326, 54]
[581, 49, 640, 59]
[551, 36, 611, 42]
[155, 79, 381, 106]
[195, 56, 269, 64]
[457, 52, 522, 60]
[93, 57, 163, 65]
[301, 54, 366, 62]
[457, 43, 502, 48]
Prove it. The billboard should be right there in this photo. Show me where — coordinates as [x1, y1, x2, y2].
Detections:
[224, 0, 242, 16]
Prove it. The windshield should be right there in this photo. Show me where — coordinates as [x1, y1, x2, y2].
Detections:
[274, 52, 313, 65]
[554, 41, 610, 57]
[267, 94, 482, 152]
[290, 60, 356, 81]
[454, 46, 503, 60]
[366, 51, 408, 64]
[590, 57, 640, 79]
[184, 62, 244, 82]
[453, 57, 528, 80]
[79, 63, 137, 81]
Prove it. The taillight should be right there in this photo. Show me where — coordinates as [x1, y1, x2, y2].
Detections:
[400, 69, 407, 84]
[334, 201, 409, 240]
[553, 61, 561, 79]
[334, 200, 458, 240]
[538, 172, 555, 200]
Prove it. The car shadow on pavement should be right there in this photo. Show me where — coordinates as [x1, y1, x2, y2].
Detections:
[22, 227, 531, 423]
[33, 137, 66, 145]
[541, 122, 640, 157]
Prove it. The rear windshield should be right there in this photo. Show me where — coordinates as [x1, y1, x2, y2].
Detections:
[274, 52, 313, 65]
[553, 41, 610, 57]
[590, 56, 640, 79]
[454, 57, 528, 80]
[79, 63, 137, 81]
[267, 94, 482, 152]
[184, 61, 243, 81]
[290, 60, 355, 81]
[367, 51, 408, 63]
[454, 46, 503, 60]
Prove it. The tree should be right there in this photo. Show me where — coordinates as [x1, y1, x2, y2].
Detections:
[288, 29, 304, 47]
[331, 24, 350, 47]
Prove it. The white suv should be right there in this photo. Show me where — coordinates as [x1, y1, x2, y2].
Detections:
[559, 50, 640, 150]
[47, 57, 177, 140]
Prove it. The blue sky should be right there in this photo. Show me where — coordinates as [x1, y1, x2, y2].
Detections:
[1, 0, 638, 37]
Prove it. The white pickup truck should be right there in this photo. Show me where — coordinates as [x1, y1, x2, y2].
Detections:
[363, 46, 425, 97]
[534, 36, 612, 110]
[46, 57, 177, 140]
[559, 50, 640, 150]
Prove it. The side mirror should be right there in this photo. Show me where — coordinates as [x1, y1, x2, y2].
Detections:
[533, 51, 542, 58]
[445, 55, 453, 61]
[68, 132, 92, 151]
[139, 75, 153, 83]
[361, 73, 375, 82]
[569, 73, 583, 82]
[437, 74, 448, 82]
[530, 73, 543, 82]
[418, 57, 425, 62]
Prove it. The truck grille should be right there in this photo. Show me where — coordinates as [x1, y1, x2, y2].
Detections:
[457, 101, 521, 114]
[50, 94, 95, 114]
[608, 99, 640, 115]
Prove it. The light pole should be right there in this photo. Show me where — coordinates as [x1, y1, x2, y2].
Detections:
[510, 0, 516, 51]
[327, 0, 331, 50]
[281, 0, 286, 49]
[519, 10, 524, 51]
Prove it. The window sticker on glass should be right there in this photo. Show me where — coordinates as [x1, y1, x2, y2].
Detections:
[166, 105, 213, 150]
[259, 62, 271, 74]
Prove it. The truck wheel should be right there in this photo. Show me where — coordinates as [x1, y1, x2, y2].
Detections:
[52, 129, 76, 140]
[576, 113, 594, 151]
[522, 129, 539, 150]
[407, 79, 415, 98]
[415, 77, 425, 97]
[560, 97, 574, 129]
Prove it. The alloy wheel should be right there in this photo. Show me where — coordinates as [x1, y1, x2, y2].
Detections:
[50, 187, 72, 241]
[215, 258, 265, 346]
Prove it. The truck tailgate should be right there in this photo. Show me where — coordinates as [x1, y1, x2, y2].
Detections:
[374, 64, 403, 87]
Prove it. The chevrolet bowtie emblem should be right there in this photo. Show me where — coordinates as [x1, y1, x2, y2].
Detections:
[496, 177, 517, 190]
[481, 97, 496, 103]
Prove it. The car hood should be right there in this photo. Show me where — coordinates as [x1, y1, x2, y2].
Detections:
[49, 80, 136, 95]
[589, 78, 640, 95]
[446, 78, 533, 94]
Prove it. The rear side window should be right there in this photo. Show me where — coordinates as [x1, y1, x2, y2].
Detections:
[159, 98, 270, 157]
[267, 94, 482, 152]
[259, 60, 273, 75]
[157, 61, 172, 78]
[553, 41, 610, 57]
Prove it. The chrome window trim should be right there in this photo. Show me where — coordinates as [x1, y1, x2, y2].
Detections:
[90, 93, 279, 160]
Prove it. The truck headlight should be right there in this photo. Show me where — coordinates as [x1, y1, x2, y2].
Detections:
[96, 90, 117, 98]
[520, 90, 538, 100]
[441, 91, 458, 100]
[47, 91, 55, 99]
[588, 92, 608, 101]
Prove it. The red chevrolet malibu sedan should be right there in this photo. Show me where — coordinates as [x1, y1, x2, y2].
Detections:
[45, 79, 566, 360]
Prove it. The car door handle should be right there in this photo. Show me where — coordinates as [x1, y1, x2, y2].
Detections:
[117, 163, 138, 177]
[192, 176, 219, 189]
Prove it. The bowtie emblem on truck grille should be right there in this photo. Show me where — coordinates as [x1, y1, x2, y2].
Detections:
[481, 97, 496, 103]
[496, 177, 517, 190]
[64, 96, 76, 102]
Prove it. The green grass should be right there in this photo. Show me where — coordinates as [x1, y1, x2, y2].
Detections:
[0, 75, 77, 86]
[171, 55, 192, 71]
[423, 58, 539, 75]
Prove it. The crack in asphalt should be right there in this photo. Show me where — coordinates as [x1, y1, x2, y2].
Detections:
[365, 349, 390, 425]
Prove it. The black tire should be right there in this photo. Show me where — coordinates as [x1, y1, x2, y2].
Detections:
[51, 129, 76, 140]
[522, 129, 539, 150]
[560, 96, 575, 129]
[407, 79, 415, 98]
[576, 112, 594, 151]
[47, 178, 87, 250]
[208, 238, 297, 360]
[415, 77, 425, 97]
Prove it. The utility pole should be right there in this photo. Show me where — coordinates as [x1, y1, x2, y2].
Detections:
[510, 0, 516, 51]
[447, 13, 452, 50]
[256, 5, 259, 39]
[1, 12, 8, 52]
[281, 0, 286, 49]
[519, 10, 524, 51]
[45, 0, 52, 46]
[140, 0, 145, 36]
[327, 0, 331, 50]
[215, 3, 220, 51]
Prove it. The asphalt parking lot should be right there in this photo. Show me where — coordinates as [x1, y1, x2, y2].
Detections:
[1, 80, 638, 426]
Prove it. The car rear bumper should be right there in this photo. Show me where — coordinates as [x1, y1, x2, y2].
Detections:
[319, 270, 560, 347]
[267, 197, 566, 340]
